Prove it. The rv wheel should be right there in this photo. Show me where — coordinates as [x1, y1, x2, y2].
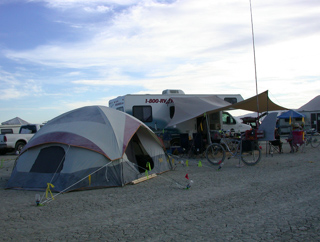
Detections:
[170, 138, 180, 147]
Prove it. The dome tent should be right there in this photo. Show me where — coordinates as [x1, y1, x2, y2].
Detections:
[6, 106, 172, 192]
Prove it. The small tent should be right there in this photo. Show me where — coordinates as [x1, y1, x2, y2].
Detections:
[277, 110, 305, 119]
[6, 106, 172, 192]
[277, 110, 305, 134]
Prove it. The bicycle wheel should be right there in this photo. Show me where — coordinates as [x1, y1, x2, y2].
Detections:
[311, 133, 320, 148]
[241, 142, 261, 166]
[206, 143, 226, 166]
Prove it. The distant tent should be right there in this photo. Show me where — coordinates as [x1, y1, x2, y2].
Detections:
[297, 95, 320, 112]
[6, 106, 172, 192]
[1, 117, 29, 125]
[277, 110, 305, 134]
[296, 95, 320, 131]
[278, 110, 305, 119]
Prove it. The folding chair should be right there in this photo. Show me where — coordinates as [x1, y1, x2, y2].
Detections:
[180, 133, 190, 155]
[269, 127, 283, 154]
[192, 133, 205, 155]
[269, 139, 283, 154]
[292, 130, 305, 152]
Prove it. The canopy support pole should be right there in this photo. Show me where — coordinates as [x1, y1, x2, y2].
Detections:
[249, 0, 260, 123]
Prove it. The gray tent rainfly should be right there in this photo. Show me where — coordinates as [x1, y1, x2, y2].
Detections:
[6, 106, 172, 192]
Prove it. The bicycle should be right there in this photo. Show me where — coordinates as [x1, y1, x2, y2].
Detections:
[304, 129, 320, 148]
[206, 131, 261, 167]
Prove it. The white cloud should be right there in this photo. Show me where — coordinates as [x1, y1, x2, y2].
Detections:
[62, 96, 112, 110]
[31, 0, 140, 9]
[5, 1, 251, 67]
[83, 5, 111, 13]
[2, 0, 320, 115]
[0, 69, 44, 100]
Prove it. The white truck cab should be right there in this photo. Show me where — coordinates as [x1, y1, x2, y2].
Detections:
[0, 124, 42, 154]
[221, 111, 251, 133]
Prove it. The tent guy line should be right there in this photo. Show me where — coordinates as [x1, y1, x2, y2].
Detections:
[40, 156, 205, 206]
[40, 161, 113, 205]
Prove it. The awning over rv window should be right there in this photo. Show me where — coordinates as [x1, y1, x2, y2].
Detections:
[166, 90, 287, 127]
[166, 95, 231, 127]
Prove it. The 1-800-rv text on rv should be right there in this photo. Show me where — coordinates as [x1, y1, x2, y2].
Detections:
[145, 98, 173, 104]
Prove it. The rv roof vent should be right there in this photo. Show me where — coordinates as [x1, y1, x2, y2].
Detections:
[162, 89, 185, 95]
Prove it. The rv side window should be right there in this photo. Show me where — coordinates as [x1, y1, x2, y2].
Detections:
[224, 97, 237, 104]
[133, 106, 152, 122]
[222, 112, 236, 124]
[170, 106, 175, 119]
[1, 129, 13, 134]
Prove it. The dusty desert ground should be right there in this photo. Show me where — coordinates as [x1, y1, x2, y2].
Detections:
[1, 140, 320, 241]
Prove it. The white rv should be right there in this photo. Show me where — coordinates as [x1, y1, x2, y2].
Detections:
[109, 90, 251, 146]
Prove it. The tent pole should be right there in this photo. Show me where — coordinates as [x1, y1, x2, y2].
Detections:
[249, 0, 260, 122]
[205, 113, 212, 145]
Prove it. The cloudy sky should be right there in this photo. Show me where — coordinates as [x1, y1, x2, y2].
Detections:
[0, 0, 319, 123]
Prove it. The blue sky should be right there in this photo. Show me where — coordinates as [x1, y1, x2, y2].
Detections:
[0, 0, 320, 123]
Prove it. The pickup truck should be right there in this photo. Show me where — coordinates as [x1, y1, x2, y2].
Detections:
[0, 124, 42, 155]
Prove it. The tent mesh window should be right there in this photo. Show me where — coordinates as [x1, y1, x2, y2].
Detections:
[30, 146, 65, 173]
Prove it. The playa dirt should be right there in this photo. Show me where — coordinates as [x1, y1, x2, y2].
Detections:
[1, 141, 320, 241]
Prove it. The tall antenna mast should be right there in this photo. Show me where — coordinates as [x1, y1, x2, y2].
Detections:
[249, 0, 260, 118]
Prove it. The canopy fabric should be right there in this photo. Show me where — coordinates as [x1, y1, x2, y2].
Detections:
[166, 95, 231, 127]
[167, 90, 287, 127]
[278, 110, 305, 119]
[219, 90, 287, 113]
[297, 95, 320, 112]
